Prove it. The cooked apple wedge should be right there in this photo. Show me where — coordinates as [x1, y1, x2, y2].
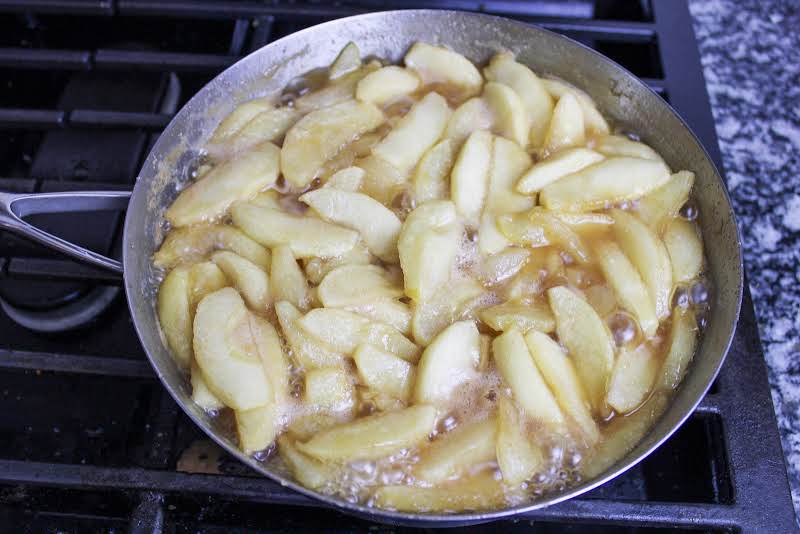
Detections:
[303, 241, 372, 285]
[479, 300, 555, 334]
[516, 147, 605, 194]
[293, 62, 379, 113]
[525, 330, 599, 445]
[300, 188, 402, 262]
[275, 300, 347, 369]
[547, 286, 615, 417]
[414, 139, 456, 204]
[372, 472, 505, 512]
[210, 97, 273, 143]
[329, 41, 361, 80]
[594, 241, 659, 337]
[356, 66, 420, 105]
[193, 288, 272, 410]
[411, 277, 486, 345]
[663, 218, 704, 283]
[414, 321, 480, 405]
[296, 404, 437, 461]
[298, 308, 419, 362]
[153, 223, 271, 270]
[218, 107, 301, 155]
[484, 52, 554, 149]
[372, 91, 451, 175]
[492, 328, 564, 425]
[496, 395, 544, 485]
[270, 245, 309, 311]
[158, 266, 192, 369]
[188, 261, 228, 310]
[304, 367, 355, 413]
[249, 313, 290, 406]
[398, 200, 462, 302]
[356, 153, 407, 206]
[444, 97, 494, 146]
[323, 165, 365, 192]
[231, 202, 359, 258]
[479, 247, 530, 286]
[166, 142, 280, 227]
[414, 417, 498, 483]
[610, 209, 672, 319]
[235, 403, 277, 454]
[451, 129, 492, 223]
[278, 436, 335, 490]
[594, 134, 663, 162]
[317, 264, 403, 307]
[540, 157, 671, 212]
[404, 42, 483, 98]
[606, 343, 659, 414]
[483, 82, 528, 147]
[353, 344, 415, 402]
[281, 99, 384, 187]
[211, 251, 270, 311]
[636, 171, 695, 232]
[658, 307, 698, 390]
[541, 78, 610, 136]
[543, 92, 585, 155]
[190, 361, 225, 411]
[529, 208, 591, 263]
[345, 299, 412, 335]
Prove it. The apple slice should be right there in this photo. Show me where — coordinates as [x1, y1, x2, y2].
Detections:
[496, 395, 544, 485]
[658, 307, 698, 390]
[663, 218, 704, 283]
[372, 472, 505, 512]
[356, 65, 420, 105]
[317, 264, 403, 307]
[345, 299, 412, 335]
[606, 343, 659, 414]
[411, 277, 486, 345]
[158, 266, 192, 369]
[594, 134, 663, 162]
[444, 97, 494, 146]
[293, 62, 379, 113]
[278, 436, 335, 490]
[636, 171, 695, 232]
[210, 97, 273, 143]
[211, 251, 270, 312]
[543, 92, 584, 155]
[479, 300, 555, 334]
[404, 42, 483, 98]
[190, 361, 224, 411]
[414, 417, 498, 483]
[483, 82, 528, 147]
[541, 78, 610, 136]
[275, 300, 347, 369]
[353, 344, 415, 402]
[235, 403, 277, 454]
[188, 262, 228, 311]
[304, 367, 355, 413]
[547, 286, 615, 417]
[414, 321, 480, 405]
[329, 41, 361, 79]
[166, 142, 280, 227]
[450, 129, 492, 223]
[414, 139, 456, 204]
[323, 165, 364, 192]
[516, 147, 604, 194]
[300, 188, 402, 262]
[153, 223, 271, 270]
[270, 245, 309, 311]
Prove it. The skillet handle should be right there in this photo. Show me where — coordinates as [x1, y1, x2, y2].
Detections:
[0, 190, 131, 275]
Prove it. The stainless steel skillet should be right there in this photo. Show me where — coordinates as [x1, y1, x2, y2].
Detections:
[0, 10, 742, 527]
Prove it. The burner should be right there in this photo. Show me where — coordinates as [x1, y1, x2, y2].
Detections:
[0, 286, 119, 333]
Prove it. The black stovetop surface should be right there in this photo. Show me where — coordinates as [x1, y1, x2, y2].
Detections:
[0, 1, 796, 532]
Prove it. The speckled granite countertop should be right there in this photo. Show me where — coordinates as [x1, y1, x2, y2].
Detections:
[689, 0, 800, 518]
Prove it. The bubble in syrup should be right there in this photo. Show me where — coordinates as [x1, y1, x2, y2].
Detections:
[690, 281, 709, 306]
[608, 313, 637, 347]
[568, 451, 582, 467]
[680, 201, 698, 220]
[673, 285, 690, 309]
[440, 415, 458, 433]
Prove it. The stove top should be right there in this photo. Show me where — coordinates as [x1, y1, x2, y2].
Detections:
[0, 0, 796, 532]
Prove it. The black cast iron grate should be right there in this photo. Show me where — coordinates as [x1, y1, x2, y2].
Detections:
[0, 0, 796, 532]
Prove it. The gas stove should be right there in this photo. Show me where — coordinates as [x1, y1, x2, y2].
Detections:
[0, 1, 795, 532]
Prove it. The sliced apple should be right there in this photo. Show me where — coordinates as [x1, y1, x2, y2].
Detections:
[547, 286, 615, 417]
[372, 91, 451, 175]
[323, 165, 364, 192]
[356, 66, 420, 105]
[594, 241, 659, 337]
[444, 97, 494, 146]
[658, 307, 698, 390]
[296, 404, 437, 461]
[300, 188, 402, 262]
[353, 344, 415, 402]
[278, 436, 335, 490]
[193, 288, 272, 410]
[543, 92, 584, 155]
[210, 97, 273, 143]
[525, 330, 599, 445]
[404, 42, 482, 98]
[270, 245, 309, 311]
[479, 300, 555, 334]
[304, 367, 355, 413]
[411, 277, 486, 345]
[484, 52, 554, 149]
[594, 134, 663, 162]
[356, 153, 407, 206]
[450, 129, 492, 223]
[211, 251, 270, 311]
[158, 266, 192, 369]
[329, 41, 361, 79]
[540, 157, 671, 212]
[372, 472, 505, 512]
[414, 321, 480, 405]
[231, 202, 359, 258]
[188, 261, 228, 310]
[345, 298, 412, 336]
[281, 99, 384, 188]
[636, 171, 695, 232]
[303, 241, 372, 285]
[492, 328, 564, 426]
[496, 395, 544, 485]
[516, 147, 605, 194]
[479, 247, 530, 286]
[663, 218, 704, 283]
[293, 62, 379, 113]
[190, 361, 225, 411]
[414, 139, 456, 204]
[317, 264, 403, 308]
[611, 209, 672, 319]
[414, 417, 497, 483]
[249, 313, 290, 406]
[275, 300, 347, 369]
[216, 107, 301, 156]
[483, 82, 528, 147]
[166, 142, 280, 227]
[153, 223, 271, 270]
[541, 78, 610, 136]
[398, 200, 462, 302]
[235, 403, 277, 454]
[606, 343, 659, 414]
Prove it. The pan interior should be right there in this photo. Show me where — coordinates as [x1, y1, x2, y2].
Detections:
[123, 10, 742, 524]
